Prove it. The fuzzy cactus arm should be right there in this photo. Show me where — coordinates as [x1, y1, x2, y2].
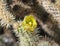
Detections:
[13, 15, 38, 46]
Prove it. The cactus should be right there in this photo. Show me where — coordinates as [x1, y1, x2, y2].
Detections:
[0, 0, 59, 46]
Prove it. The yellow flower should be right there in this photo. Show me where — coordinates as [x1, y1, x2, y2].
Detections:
[22, 14, 37, 32]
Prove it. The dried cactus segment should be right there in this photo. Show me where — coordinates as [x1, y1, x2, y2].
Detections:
[0, 0, 15, 27]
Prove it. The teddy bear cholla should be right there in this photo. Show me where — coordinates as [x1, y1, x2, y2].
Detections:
[0, 0, 59, 46]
